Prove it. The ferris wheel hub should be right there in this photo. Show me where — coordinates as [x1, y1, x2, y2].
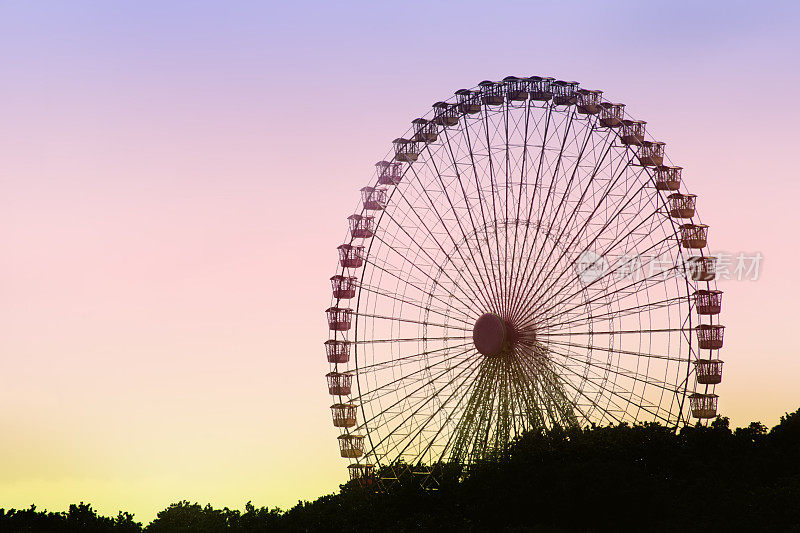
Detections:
[473, 313, 511, 357]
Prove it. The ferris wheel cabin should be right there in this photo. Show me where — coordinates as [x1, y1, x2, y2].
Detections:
[668, 193, 697, 219]
[326, 306, 353, 331]
[326, 371, 353, 396]
[503, 76, 529, 101]
[456, 89, 482, 114]
[621, 119, 646, 145]
[361, 186, 387, 211]
[393, 138, 420, 163]
[412, 118, 438, 143]
[654, 166, 682, 190]
[331, 275, 357, 299]
[526, 76, 554, 101]
[551, 80, 579, 106]
[599, 102, 625, 127]
[696, 324, 725, 350]
[348, 214, 375, 239]
[324, 339, 351, 364]
[685, 256, 716, 281]
[576, 88, 603, 114]
[331, 403, 358, 428]
[479, 80, 505, 106]
[689, 393, 719, 419]
[694, 289, 723, 315]
[679, 224, 709, 249]
[348, 463, 375, 481]
[338, 434, 365, 458]
[376, 160, 403, 185]
[432, 101, 460, 127]
[695, 359, 724, 385]
[337, 244, 365, 268]
[637, 141, 665, 167]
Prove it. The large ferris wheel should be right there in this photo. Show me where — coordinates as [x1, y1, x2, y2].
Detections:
[323, 76, 725, 483]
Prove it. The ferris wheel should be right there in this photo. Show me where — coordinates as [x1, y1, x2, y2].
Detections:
[323, 76, 725, 483]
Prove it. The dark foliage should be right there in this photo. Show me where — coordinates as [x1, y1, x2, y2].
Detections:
[2, 408, 799, 532]
[0, 503, 140, 532]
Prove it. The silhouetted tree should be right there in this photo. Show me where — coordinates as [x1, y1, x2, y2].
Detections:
[3, 407, 799, 531]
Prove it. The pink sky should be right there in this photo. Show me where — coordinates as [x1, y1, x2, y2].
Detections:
[1, 0, 799, 523]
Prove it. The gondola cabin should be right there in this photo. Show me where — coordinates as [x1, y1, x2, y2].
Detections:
[331, 403, 358, 428]
[551, 80, 578, 106]
[599, 102, 624, 127]
[326, 306, 353, 331]
[348, 214, 375, 239]
[668, 193, 696, 218]
[576, 88, 603, 114]
[324, 339, 351, 364]
[338, 244, 365, 268]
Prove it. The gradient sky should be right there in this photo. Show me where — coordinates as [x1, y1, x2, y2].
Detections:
[2, 0, 799, 523]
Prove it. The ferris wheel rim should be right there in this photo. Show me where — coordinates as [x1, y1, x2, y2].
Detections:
[325, 76, 724, 481]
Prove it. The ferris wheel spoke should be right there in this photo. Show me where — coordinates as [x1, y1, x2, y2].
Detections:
[509, 123, 618, 322]
[502, 103, 539, 312]
[433, 116, 498, 307]
[509, 142, 642, 315]
[481, 107, 506, 311]
[544, 347, 676, 425]
[509, 109, 577, 322]
[547, 345, 685, 402]
[357, 353, 481, 455]
[523, 220, 678, 328]
[542, 337, 688, 365]
[507, 103, 553, 317]
[508, 115, 600, 320]
[362, 249, 478, 324]
[355, 311, 471, 332]
[504, 356, 549, 430]
[459, 114, 504, 311]
[507, 99, 534, 319]
[383, 354, 487, 465]
[379, 183, 496, 313]
[352, 343, 475, 405]
[497, 102, 531, 318]
[535, 264, 686, 332]
[368, 226, 482, 314]
[356, 281, 475, 327]
[477, 108, 504, 305]
[521, 195, 671, 325]
[450, 356, 498, 462]
[511, 353, 590, 427]
[516, 350, 625, 426]
[509, 143, 643, 325]
[361, 351, 484, 462]
[525, 261, 679, 334]
[539, 327, 686, 337]
[417, 134, 502, 313]
[406, 158, 494, 286]
[350, 340, 474, 374]
[356, 345, 479, 423]
[352, 335, 471, 345]
[425, 362, 494, 465]
[539, 294, 684, 331]
[409, 365, 483, 465]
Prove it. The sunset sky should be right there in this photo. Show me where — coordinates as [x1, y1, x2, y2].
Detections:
[2, 0, 799, 523]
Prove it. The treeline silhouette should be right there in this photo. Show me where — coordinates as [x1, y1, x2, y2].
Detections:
[2, 407, 799, 532]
